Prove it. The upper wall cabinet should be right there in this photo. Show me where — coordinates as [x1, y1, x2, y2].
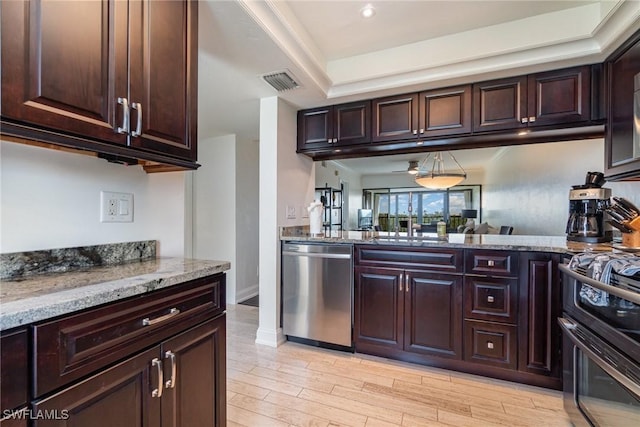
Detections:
[1, 0, 198, 168]
[371, 85, 472, 143]
[297, 101, 371, 151]
[473, 66, 591, 133]
[605, 30, 640, 180]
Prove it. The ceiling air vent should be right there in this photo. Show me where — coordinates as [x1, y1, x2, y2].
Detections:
[262, 70, 300, 92]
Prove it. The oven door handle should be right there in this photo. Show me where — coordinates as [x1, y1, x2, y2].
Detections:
[559, 264, 640, 305]
[559, 317, 640, 397]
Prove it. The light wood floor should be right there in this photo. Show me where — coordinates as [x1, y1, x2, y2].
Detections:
[226, 304, 572, 427]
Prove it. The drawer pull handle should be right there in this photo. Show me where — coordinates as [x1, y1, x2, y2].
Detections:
[487, 295, 495, 303]
[487, 260, 495, 267]
[142, 308, 181, 326]
[487, 341, 494, 350]
[131, 102, 143, 137]
[117, 97, 130, 134]
[399, 273, 403, 292]
[151, 358, 163, 398]
[165, 351, 177, 389]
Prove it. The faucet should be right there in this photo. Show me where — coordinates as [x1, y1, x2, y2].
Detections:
[407, 191, 413, 237]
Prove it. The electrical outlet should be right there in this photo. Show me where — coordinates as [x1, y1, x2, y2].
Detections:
[100, 191, 134, 222]
[286, 205, 296, 219]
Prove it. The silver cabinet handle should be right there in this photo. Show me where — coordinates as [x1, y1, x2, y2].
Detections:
[412, 129, 418, 135]
[151, 357, 163, 397]
[487, 260, 495, 267]
[487, 295, 494, 303]
[529, 116, 536, 123]
[165, 351, 177, 389]
[521, 117, 528, 123]
[131, 102, 143, 137]
[399, 273, 403, 292]
[487, 341, 494, 349]
[142, 308, 181, 326]
[405, 273, 409, 293]
[117, 97, 130, 134]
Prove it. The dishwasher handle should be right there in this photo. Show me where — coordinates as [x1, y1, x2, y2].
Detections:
[282, 251, 352, 260]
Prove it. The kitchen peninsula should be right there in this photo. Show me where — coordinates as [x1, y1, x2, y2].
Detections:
[281, 228, 609, 390]
[0, 241, 229, 427]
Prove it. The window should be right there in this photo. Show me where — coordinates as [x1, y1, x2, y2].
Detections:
[364, 186, 480, 232]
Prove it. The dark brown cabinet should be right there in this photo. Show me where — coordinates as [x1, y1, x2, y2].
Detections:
[32, 316, 226, 427]
[473, 66, 591, 133]
[354, 245, 562, 389]
[605, 29, 640, 180]
[1, 0, 198, 166]
[518, 252, 562, 382]
[297, 101, 370, 151]
[371, 86, 472, 143]
[23, 273, 226, 427]
[0, 328, 28, 425]
[354, 246, 464, 360]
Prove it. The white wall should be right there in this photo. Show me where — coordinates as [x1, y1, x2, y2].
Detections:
[0, 141, 187, 255]
[482, 139, 640, 235]
[257, 96, 314, 348]
[192, 135, 237, 303]
[235, 137, 260, 302]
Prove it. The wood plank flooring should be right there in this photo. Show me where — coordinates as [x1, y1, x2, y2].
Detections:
[226, 304, 571, 427]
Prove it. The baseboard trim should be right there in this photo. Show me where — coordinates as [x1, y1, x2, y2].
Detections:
[235, 283, 258, 304]
[255, 326, 286, 348]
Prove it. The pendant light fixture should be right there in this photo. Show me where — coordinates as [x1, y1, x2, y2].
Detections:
[414, 151, 467, 189]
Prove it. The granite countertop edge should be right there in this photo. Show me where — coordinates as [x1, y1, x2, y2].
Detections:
[0, 258, 231, 331]
[280, 231, 612, 254]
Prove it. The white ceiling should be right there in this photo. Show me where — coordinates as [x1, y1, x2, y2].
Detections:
[198, 0, 640, 172]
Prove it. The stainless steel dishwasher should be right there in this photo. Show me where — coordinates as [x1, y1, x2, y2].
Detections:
[282, 242, 353, 349]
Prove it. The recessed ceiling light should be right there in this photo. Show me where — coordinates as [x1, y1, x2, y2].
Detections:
[360, 4, 376, 19]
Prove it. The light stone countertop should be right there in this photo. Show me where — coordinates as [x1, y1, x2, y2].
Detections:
[280, 227, 615, 254]
[0, 257, 230, 331]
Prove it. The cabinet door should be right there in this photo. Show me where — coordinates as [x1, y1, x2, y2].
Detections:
[418, 85, 472, 138]
[1, 0, 128, 145]
[334, 101, 371, 145]
[0, 329, 28, 413]
[404, 271, 462, 359]
[473, 76, 528, 132]
[354, 267, 404, 353]
[128, 0, 198, 161]
[161, 316, 226, 427]
[606, 30, 640, 179]
[297, 107, 334, 150]
[32, 347, 161, 427]
[372, 94, 419, 142]
[528, 66, 590, 127]
[518, 252, 562, 379]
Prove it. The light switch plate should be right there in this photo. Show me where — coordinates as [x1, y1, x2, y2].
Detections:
[100, 191, 134, 222]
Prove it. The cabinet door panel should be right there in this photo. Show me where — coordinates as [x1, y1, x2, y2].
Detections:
[354, 267, 403, 350]
[162, 316, 226, 427]
[464, 276, 517, 323]
[529, 66, 590, 127]
[464, 320, 517, 369]
[518, 253, 561, 378]
[297, 107, 333, 150]
[372, 94, 418, 142]
[1, 0, 127, 144]
[32, 347, 161, 427]
[405, 272, 462, 359]
[0, 329, 28, 412]
[473, 76, 527, 132]
[419, 86, 471, 137]
[129, 0, 197, 160]
[335, 101, 370, 145]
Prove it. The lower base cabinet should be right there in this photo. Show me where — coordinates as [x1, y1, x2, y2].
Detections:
[32, 316, 226, 427]
[354, 246, 561, 389]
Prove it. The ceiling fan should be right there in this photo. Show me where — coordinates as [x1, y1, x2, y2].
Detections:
[391, 160, 419, 174]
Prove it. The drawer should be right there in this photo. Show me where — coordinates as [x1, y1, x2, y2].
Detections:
[465, 250, 518, 277]
[464, 276, 518, 323]
[34, 273, 225, 397]
[356, 246, 463, 273]
[0, 328, 28, 412]
[464, 320, 517, 370]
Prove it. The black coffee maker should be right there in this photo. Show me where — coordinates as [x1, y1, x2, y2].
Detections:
[566, 172, 612, 243]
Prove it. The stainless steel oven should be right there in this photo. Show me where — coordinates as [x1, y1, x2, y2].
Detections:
[559, 263, 640, 426]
